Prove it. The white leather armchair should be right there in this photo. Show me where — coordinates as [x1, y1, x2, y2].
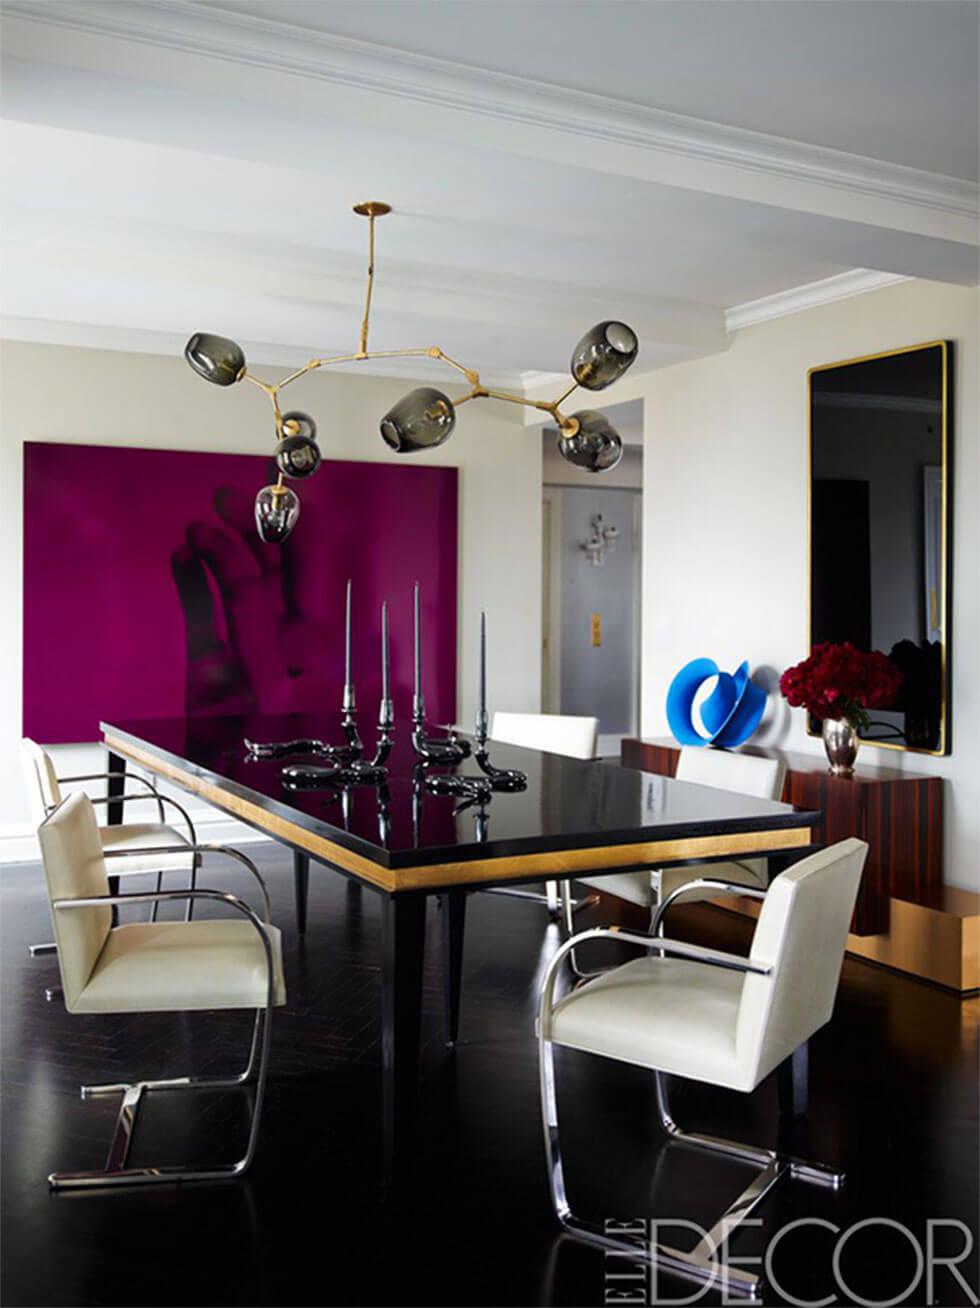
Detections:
[568, 746, 787, 930]
[539, 837, 867, 1301]
[486, 712, 599, 916]
[39, 791, 286, 1190]
[22, 737, 197, 938]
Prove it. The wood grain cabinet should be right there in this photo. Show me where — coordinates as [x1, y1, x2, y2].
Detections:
[621, 738, 943, 936]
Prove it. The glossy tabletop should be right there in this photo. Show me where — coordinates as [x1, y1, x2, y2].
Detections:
[102, 714, 820, 892]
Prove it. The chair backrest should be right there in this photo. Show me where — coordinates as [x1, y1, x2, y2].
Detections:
[737, 838, 867, 1086]
[21, 737, 62, 826]
[37, 792, 112, 1010]
[491, 712, 598, 760]
[676, 747, 785, 801]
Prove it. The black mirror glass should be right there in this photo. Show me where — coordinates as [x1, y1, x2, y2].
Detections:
[809, 341, 950, 754]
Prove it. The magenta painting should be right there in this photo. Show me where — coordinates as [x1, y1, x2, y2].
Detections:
[23, 442, 458, 743]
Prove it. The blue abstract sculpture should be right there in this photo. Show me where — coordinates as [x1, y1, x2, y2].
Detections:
[666, 658, 766, 748]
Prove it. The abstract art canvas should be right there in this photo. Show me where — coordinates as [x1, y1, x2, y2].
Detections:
[23, 442, 458, 742]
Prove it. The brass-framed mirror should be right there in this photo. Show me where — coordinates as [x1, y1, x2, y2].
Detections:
[807, 340, 952, 755]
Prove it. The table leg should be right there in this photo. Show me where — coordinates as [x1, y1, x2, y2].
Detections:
[293, 852, 310, 935]
[106, 750, 126, 828]
[440, 890, 466, 1047]
[105, 750, 125, 913]
[380, 893, 427, 1174]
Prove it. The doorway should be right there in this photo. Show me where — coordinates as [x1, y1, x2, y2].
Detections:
[541, 400, 642, 757]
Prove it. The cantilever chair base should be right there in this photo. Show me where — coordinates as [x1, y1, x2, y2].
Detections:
[486, 881, 598, 918]
[538, 871, 865, 1303]
[50, 1009, 268, 1191]
[39, 801, 281, 1194]
[546, 1067, 842, 1302]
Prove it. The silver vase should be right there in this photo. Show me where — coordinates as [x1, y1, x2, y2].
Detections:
[822, 717, 860, 776]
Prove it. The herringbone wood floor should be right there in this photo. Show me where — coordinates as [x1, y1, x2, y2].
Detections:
[2, 844, 977, 1307]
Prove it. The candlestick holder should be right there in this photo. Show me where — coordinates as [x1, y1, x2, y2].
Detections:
[472, 610, 528, 791]
[244, 702, 363, 766]
[243, 682, 363, 765]
[325, 695, 394, 785]
[472, 714, 528, 791]
[282, 704, 393, 788]
[411, 694, 472, 765]
[409, 581, 471, 765]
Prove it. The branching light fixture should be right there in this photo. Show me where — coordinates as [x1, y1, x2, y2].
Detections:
[185, 201, 639, 543]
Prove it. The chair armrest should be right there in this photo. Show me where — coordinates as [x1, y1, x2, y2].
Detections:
[102, 842, 270, 923]
[651, 877, 768, 939]
[58, 771, 165, 822]
[81, 793, 197, 845]
[51, 888, 276, 1009]
[538, 925, 771, 1033]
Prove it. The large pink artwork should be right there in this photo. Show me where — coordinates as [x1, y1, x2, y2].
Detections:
[23, 442, 458, 742]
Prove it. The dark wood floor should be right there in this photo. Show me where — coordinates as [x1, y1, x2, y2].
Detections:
[2, 845, 977, 1307]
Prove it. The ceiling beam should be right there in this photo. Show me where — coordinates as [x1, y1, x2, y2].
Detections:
[3, 1, 977, 264]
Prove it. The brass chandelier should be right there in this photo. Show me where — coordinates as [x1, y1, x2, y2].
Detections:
[185, 201, 639, 543]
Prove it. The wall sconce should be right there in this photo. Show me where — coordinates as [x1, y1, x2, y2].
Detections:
[581, 514, 619, 567]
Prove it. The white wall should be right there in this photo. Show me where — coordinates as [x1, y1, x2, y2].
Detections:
[1, 342, 541, 858]
[529, 278, 978, 890]
[646, 281, 978, 890]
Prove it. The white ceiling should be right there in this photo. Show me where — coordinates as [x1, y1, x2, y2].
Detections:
[205, 0, 980, 181]
[1, 0, 977, 388]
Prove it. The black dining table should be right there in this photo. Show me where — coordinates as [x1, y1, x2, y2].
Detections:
[101, 713, 820, 1169]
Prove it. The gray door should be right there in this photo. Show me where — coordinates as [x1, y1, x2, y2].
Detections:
[556, 486, 639, 737]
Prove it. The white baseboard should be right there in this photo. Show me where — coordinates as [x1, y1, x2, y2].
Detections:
[0, 813, 274, 866]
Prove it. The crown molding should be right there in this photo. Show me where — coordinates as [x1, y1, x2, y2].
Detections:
[725, 270, 912, 333]
[4, 1, 977, 228]
[0, 316, 529, 390]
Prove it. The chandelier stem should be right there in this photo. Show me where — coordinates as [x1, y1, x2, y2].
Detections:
[359, 214, 376, 356]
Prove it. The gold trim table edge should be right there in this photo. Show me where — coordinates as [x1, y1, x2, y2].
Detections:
[105, 734, 814, 894]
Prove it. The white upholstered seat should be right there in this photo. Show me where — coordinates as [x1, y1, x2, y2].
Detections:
[72, 919, 286, 1014]
[579, 746, 786, 915]
[38, 791, 284, 1188]
[551, 953, 744, 1086]
[539, 838, 868, 1295]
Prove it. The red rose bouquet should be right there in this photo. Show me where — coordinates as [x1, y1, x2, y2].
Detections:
[780, 642, 903, 730]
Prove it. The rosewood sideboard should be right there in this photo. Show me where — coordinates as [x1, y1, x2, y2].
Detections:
[621, 737, 943, 936]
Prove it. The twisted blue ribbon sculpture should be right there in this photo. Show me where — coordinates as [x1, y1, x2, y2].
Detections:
[666, 658, 766, 748]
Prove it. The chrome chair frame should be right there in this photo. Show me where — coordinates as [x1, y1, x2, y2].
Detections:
[538, 922, 844, 1302]
[82, 794, 199, 920]
[25, 763, 160, 962]
[651, 875, 764, 939]
[486, 880, 598, 920]
[59, 770, 168, 823]
[47, 844, 276, 1191]
[561, 870, 767, 979]
[28, 765, 199, 962]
